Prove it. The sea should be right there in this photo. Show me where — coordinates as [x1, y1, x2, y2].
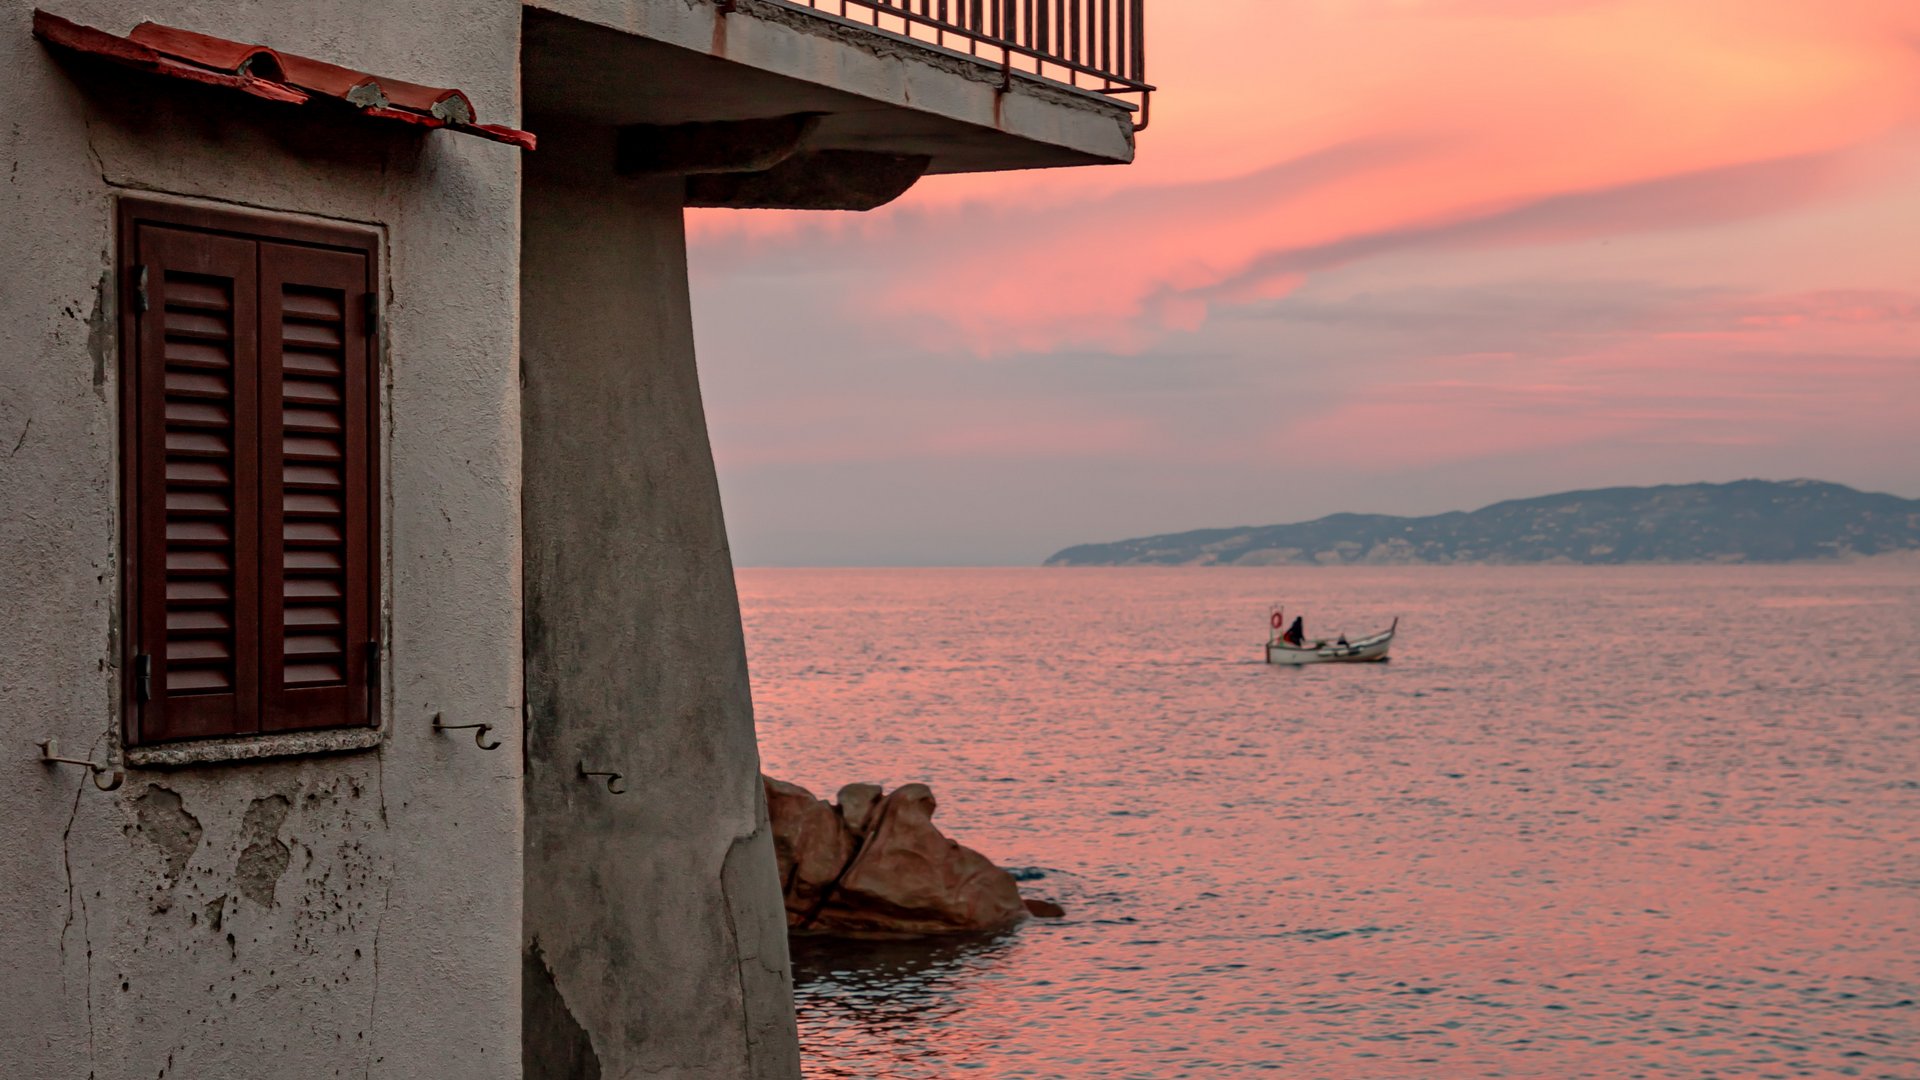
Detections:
[738, 564, 1920, 1079]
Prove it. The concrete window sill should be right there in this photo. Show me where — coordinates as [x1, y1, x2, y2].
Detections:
[125, 726, 384, 769]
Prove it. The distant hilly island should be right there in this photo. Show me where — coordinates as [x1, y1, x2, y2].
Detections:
[1045, 480, 1920, 567]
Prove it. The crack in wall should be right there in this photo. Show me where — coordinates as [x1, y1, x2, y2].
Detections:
[78, 107, 109, 186]
[720, 824, 801, 1080]
[357, 714, 396, 1077]
[360, 877, 393, 1080]
[720, 836, 755, 1076]
[57, 763, 96, 1078]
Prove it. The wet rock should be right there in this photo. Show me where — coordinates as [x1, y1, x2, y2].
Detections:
[765, 777, 855, 915]
[829, 783, 1027, 937]
[1023, 898, 1065, 919]
[762, 776, 1044, 938]
[836, 782, 883, 834]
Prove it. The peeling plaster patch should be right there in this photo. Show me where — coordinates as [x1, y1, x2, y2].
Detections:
[87, 267, 113, 393]
[524, 939, 602, 1080]
[235, 793, 293, 907]
[133, 785, 203, 886]
[204, 894, 226, 933]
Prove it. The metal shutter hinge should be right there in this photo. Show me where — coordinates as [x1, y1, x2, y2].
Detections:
[366, 642, 381, 689]
[133, 653, 153, 702]
[363, 292, 378, 335]
[133, 265, 150, 313]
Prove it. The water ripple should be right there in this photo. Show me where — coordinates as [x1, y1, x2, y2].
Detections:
[746, 565, 1920, 1078]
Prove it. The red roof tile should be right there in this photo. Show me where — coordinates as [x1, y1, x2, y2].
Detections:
[31, 12, 307, 104]
[125, 22, 288, 80]
[33, 9, 534, 150]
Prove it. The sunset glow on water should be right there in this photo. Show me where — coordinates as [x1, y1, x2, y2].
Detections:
[744, 565, 1920, 1077]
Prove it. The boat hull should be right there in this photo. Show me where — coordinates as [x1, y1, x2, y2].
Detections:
[1265, 626, 1395, 666]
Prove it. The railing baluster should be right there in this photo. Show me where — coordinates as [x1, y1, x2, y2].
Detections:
[767, 0, 1152, 104]
[1098, 0, 1108, 79]
[1121, 0, 1136, 82]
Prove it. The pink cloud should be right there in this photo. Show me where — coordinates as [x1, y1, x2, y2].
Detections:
[689, 3, 1920, 565]
[1251, 289, 1919, 473]
[690, 1, 1920, 355]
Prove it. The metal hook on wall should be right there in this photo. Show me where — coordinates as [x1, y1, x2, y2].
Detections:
[38, 738, 124, 792]
[431, 713, 502, 751]
[578, 762, 627, 795]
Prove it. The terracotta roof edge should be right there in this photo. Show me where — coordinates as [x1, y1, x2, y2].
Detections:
[32, 9, 533, 151]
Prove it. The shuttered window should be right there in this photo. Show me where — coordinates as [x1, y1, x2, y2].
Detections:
[121, 201, 379, 746]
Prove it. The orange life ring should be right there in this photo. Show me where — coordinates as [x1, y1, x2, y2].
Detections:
[1270, 611, 1284, 629]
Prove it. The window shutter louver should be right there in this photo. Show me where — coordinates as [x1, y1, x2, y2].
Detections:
[258, 243, 374, 732]
[131, 226, 263, 743]
[123, 202, 378, 746]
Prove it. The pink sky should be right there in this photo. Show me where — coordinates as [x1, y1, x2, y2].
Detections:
[688, 0, 1920, 566]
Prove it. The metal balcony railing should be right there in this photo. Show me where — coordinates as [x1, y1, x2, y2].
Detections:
[771, 0, 1153, 127]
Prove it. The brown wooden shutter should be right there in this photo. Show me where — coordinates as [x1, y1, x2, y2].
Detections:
[124, 202, 379, 746]
[129, 225, 263, 742]
[257, 242, 375, 732]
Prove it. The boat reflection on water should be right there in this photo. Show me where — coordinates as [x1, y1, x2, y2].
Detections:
[789, 932, 1023, 1078]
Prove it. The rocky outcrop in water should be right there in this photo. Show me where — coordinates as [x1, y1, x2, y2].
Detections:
[764, 776, 1054, 937]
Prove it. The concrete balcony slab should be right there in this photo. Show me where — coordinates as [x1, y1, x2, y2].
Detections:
[524, 0, 1137, 176]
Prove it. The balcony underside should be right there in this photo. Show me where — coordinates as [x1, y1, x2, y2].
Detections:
[524, 0, 1137, 184]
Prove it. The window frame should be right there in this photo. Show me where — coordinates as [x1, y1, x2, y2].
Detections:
[118, 197, 383, 749]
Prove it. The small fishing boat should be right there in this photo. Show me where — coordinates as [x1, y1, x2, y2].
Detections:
[1265, 609, 1397, 666]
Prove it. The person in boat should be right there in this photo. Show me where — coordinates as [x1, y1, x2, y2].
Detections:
[1336, 634, 1349, 647]
[1282, 616, 1305, 646]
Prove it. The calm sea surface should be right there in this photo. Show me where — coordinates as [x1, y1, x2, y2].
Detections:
[739, 565, 1920, 1079]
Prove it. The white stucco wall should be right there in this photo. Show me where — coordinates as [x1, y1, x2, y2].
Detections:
[3, 2, 1138, 1076]
[0, 3, 525, 1077]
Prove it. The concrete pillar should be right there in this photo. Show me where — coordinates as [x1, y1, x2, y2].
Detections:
[519, 127, 802, 1080]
